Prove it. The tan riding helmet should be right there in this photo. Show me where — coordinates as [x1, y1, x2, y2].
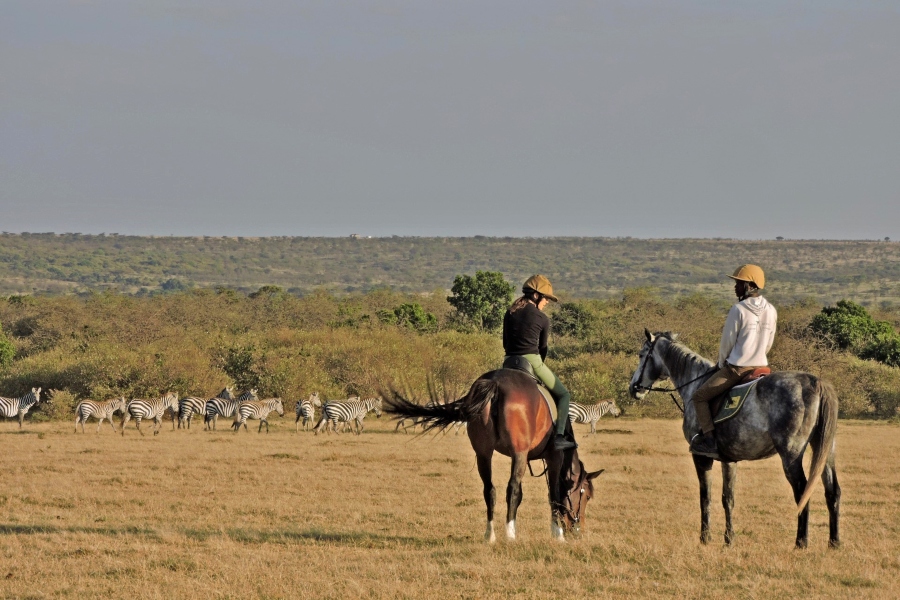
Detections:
[727, 264, 765, 289]
[522, 274, 559, 302]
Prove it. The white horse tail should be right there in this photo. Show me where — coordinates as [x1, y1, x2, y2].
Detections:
[797, 379, 839, 514]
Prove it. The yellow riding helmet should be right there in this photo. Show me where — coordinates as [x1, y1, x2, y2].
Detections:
[522, 274, 559, 302]
[727, 264, 765, 289]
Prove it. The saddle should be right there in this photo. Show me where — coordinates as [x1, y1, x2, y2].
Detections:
[501, 356, 558, 423]
[711, 367, 771, 424]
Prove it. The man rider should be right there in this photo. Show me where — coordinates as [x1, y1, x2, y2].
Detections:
[689, 264, 777, 458]
[503, 275, 577, 451]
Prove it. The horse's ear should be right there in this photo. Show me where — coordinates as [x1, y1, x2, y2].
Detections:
[671, 333, 679, 341]
[644, 328, 653, 341]
[586, 469, 605, 481]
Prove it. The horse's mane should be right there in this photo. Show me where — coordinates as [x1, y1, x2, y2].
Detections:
[656, 332, 715, 376]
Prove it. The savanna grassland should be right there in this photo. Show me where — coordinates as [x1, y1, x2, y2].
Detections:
[1, 417, 898, 599]
[4, 233, 900, 305]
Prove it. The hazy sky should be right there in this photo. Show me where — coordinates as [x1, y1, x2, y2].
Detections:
[2, 1, 898, 239]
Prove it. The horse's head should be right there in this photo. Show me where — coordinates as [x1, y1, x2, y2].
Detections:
[558, 455, 604, 535]
[629, 329, 676, 400]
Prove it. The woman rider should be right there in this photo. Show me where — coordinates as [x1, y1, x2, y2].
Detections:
[503, 275, 577, 451]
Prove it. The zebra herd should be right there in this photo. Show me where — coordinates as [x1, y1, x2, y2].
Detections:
[4, 386, 617, 436]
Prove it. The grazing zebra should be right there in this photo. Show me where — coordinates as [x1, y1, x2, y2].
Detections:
[568, 400, 621, 434]
[294, 392, 321, 432]
[179, 387, 233, 429]
[204, 389, 258, 430]
[315, 397, 382, 435]
[75, 396, 127, 433]
[120, 392, 179, 436]
[0, 388, 43, 428]
[232, 398, 285, 433]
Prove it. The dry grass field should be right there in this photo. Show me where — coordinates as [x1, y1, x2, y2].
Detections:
[1, 416, 898, 599]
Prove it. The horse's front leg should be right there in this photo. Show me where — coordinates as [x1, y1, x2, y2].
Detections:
[692, 455, 715, 545]
[721, 461, 737, 546]
[505, 452, 528, 540]
[476, 453, 496, 543]
[545, 449, 566, 541]
[781, 454, 809, 549]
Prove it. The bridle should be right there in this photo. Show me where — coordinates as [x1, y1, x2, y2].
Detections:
[547, 465, 588, 527]
[632, 335, 717, 394]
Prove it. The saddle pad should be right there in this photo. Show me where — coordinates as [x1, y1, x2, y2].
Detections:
[713, 379, 760, 424]
[538, 385, 558, 425]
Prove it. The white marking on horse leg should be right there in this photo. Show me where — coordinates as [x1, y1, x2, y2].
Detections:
[551, 519, 565, 541]
[506, 520, 516, 540]
[485, 520, 496, 543]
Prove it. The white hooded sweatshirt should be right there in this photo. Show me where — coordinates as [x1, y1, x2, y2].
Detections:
[718, 295, 777, 368]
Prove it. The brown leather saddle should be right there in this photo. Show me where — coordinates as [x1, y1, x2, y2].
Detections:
[711, 367, 771, 423]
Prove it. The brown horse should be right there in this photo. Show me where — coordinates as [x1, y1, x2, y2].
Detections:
[385, 369, 603, 542]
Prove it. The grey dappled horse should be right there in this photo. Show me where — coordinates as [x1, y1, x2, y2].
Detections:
[629, 330, 840, 549]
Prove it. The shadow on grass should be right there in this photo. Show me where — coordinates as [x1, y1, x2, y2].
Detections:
[183, 527, 469, 548]
[0, 524, 158, 538]
[1, 523, 469, 548]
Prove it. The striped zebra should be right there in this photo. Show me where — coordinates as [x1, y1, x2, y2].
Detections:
[179, 387, 233, 429]
[314, 397, 382, 435]
[120, 392, 179, 436]
[75, 396, 127, 433]
[0, 387, 43, 428]
[204, 389, 258, 430]
[232, 398, 285, 433]
[294, 392, 321, 432]
[568, 400, 621, 434]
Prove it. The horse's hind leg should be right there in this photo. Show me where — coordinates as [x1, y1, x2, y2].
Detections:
[721, 461, 737, 546]
[692, 455, 714, 544]
[476, 453, 496, 543]
[505, 452, 528, 540]
[822, 450, 841, 548]
[781, 453, 810, 548]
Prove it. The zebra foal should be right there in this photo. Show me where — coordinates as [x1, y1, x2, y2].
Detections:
[0, 388, 43, 428]
[294, 392, 321, 432]
[120, 392, 179, 436]
[179, 387, 233, 429]
[204, 389, 257, 430]
[75, 396, 127, 433]
[232, 398, 285, 433]
[568, 400, 621, 434]
[314, 397, 382, 435]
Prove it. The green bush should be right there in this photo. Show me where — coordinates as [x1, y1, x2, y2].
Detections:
[447, 271, 514, 332]
[810, 300, 895, 352]
[0, 325, 14, 370]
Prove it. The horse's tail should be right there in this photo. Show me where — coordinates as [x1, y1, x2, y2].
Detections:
[797, 379, 839, 514]
[383, 394, 467, 434]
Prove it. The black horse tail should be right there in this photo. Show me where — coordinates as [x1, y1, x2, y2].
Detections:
[798, 379, 839, 514]
[383, 378, 499, 434]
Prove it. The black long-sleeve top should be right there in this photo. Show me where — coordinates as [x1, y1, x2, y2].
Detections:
[503, 301, 549, 361]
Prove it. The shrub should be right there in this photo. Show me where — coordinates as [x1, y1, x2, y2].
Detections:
[0, 325, 13, 370]
[447, 271, 514, 332]
[810, 300, 895, 352]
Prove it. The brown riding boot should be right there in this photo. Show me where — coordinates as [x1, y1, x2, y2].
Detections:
[689, 431, 719, 459]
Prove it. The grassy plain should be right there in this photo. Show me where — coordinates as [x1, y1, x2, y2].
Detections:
[1, 417, 898, 599]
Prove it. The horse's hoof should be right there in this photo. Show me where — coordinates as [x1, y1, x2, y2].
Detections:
[828, 539, 841, 549]
[795, 539, 809, 550]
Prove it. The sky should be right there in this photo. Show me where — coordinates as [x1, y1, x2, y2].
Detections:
[2, 1, 899, 239]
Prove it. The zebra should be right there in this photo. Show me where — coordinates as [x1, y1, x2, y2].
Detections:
[314, 397, 382, 435]
[204, 389, 258, 430]
[232, 398, 285, 433]
[294, 392, 321, 432]
[568, 400, 621, 434]
[75, 396, 127, 433]
[179, 387, 233, 429]
[0, 387, 43, 428]
[120, 392, 179, 436]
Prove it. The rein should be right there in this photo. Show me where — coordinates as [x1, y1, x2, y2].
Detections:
[633, 336, 717, 394]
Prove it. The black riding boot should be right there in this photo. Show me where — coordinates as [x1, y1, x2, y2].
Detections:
[553, 432, 577, 451]
[689, 431, 719, 458]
